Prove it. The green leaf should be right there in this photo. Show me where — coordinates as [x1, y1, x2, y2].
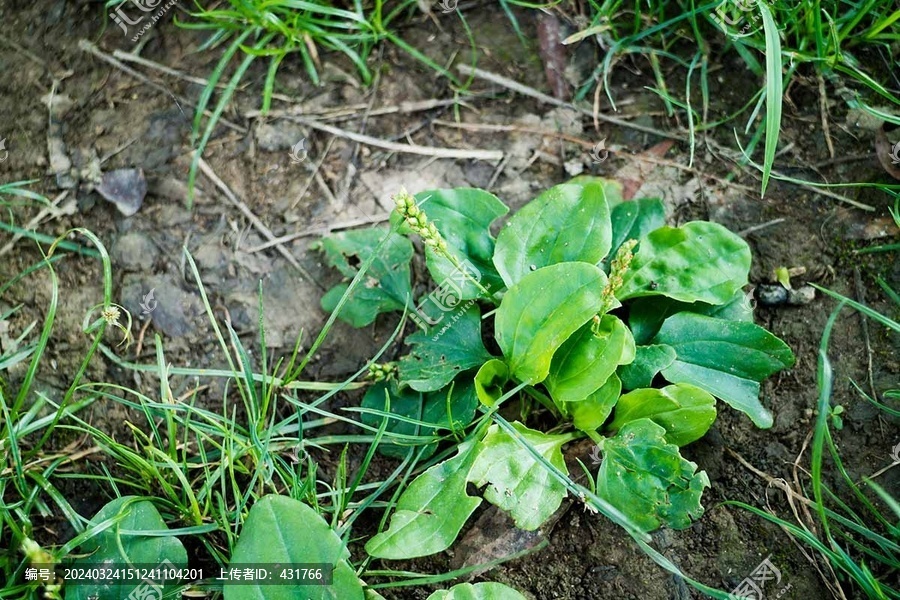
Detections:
[652, 312, 795, 428]
[759, 0, 783, 197]
[317, 227, 414, 327]
[545, 315, 634, 405]
[703, 289, 755, 322]
[361, 380, 478, 459]
[224, 495, 364, 600]
[65, 497, 187, 600]
[618, 344, 677, 390]
[493, 181, 612, 287]
[415, 188, 508, 299]
[566, 372, 622, 432]
[607, 197, 666, 263]
[608, 383, 716, 446]
[427, 582, 527, 600]
[469, 423, 569, 531]
[474, 359, 509, 407]
[617, 222, 751, 305]
[567, 175, 624, 208]
[366, 440, 482, 559]
[398, 305, 493, 392]
[628, 289, 754, 345]
[595, 419, 709, 532]
[495, 263, 607, 384]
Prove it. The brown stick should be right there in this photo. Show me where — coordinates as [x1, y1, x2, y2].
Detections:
[281, 116, 503, 161]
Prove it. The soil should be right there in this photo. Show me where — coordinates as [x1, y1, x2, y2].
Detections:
[0, 1, 897, 599]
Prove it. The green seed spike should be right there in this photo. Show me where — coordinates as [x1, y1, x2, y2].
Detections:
[596, 239, 638, 323]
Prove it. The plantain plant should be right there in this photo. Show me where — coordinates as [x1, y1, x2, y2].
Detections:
[317, 176, 795, 560]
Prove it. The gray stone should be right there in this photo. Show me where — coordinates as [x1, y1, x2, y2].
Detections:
[120, 274, 203, 338]
[255, 122, 306, 152]
[113, 232, 158, 271]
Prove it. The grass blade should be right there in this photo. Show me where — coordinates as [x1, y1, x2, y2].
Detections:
[758, 1, 782, 197]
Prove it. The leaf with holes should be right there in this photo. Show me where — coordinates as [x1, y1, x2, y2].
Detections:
[317, 227, 414, 327]
[399, 304, 493, 392]
[596, 419, 709, 532]
[469, 422, 570, 530]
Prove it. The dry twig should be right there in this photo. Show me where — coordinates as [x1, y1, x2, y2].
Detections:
[245, 213, 391, 254]
[281, 116, 503, 161]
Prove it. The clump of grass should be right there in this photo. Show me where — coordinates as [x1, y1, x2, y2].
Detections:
[727, 280, 900, 598]
[559, 0, 900, 194]
[173, 0, 455, 205]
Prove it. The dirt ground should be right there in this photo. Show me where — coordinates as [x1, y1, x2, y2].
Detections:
[0, 0, 897, 598]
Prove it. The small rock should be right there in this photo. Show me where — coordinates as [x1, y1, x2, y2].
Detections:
[564, 158, 585, 176]
[112, 232, 158, 272]
[755, 283, 815, 306]
[97, 168, 147, 216]
[788, 285, 816, 305]
[156, 203, 193, 228]
[120, 275, 203, 338]
[255, 122, 307, 152]
[755, 283, 789, 306]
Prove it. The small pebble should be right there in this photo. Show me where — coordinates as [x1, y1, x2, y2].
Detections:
[755, 283, 816, 306]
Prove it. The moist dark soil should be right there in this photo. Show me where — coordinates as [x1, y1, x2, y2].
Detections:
[0, 1, 897, 599]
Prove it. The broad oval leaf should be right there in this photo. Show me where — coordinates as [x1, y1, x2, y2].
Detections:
[566, 372, 622, 432]
[652, 312, 795, 428]
[65, 497, 187, 600]
[427, 582, 527, 600]
[318, 227, 414, 327]
[608, 383, 716, 446]
[474, 359, 509, 407]
[617, 344, 677, 390]
[495, 263, 607, 384]
[595, 419, 709, 532]
[493, 181, 612, 287]
[628, 289, 754, 345]
[545, 315, 634, 405]
[416, 188, 509, 299]
[399, 304, 493, 392]
[366, 440, 482, 559]
[224, 495, 364, 600]
[617, 221, 751, 305]
[468, 423, 570, 531]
